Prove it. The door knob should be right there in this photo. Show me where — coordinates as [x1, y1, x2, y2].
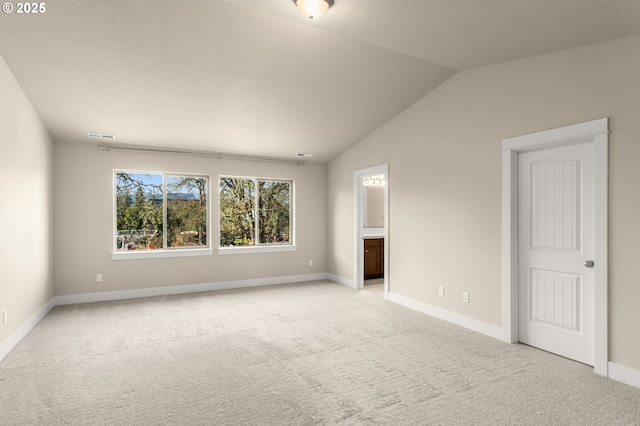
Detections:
[584, 260, 595, 268]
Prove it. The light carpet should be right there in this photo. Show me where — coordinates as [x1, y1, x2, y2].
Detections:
[1, 280, 639, 425]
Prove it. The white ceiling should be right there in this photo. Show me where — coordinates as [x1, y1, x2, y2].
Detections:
[2, 0, 640, 162]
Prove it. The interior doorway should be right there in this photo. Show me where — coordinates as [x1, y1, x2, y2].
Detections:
[502, 118, 608, 375]
[354, 164, 389, 298]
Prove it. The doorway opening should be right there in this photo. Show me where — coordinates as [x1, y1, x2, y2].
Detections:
[364, 237, 384, 296]
[354, 164, 389, 298]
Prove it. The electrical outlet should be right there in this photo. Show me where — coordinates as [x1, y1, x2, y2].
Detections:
[438, 286, 444, 296]
[3, 310, 7, 324]
[463, 292, 469, 303]
[308, 260, 313, 266]
[96, 273, 103, 282]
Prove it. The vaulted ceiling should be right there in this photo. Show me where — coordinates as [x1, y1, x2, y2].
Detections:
[2, 0, 640, 162]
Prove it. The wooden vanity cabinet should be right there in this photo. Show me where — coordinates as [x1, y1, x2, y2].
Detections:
[364, 238, 384, 279]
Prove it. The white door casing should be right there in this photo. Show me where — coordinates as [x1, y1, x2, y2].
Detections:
[502, 118, 608, 376]
[518, 143, 594, 365]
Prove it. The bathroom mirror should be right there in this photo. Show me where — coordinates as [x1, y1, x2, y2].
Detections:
[363, 175, 385, 228]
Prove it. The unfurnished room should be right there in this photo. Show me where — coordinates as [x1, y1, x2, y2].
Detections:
[1, 1, 640, 424]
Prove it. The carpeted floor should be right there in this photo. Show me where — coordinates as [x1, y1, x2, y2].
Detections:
[1, 280, 639, 425]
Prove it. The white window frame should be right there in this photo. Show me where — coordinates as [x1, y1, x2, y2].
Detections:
[218, 176, 296, 255]
[112, 170, 213, 260]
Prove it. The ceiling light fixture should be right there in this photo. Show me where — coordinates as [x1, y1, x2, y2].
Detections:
[294, 0, 333, 19]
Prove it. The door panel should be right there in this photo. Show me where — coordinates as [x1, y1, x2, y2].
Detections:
[530, 268, 580, 331]
[530, 159, 580, 250]
[518, 143, 594, 365]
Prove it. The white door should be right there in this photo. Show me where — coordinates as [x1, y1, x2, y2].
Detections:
[518, 142, 595, 365]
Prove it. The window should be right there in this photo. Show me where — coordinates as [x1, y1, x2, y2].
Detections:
[115, 171, 209, 254]
[219, 177, 292, 248]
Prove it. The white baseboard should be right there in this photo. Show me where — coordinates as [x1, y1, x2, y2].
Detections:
[609, 362, 640, 389]
[53, 273, 331, 305]
[327, 274, 356, 289]
[0, 299, 55, 362]
[388, 292, 503, 341]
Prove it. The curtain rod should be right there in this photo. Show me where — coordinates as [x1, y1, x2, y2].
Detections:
[97, 145, 308, 166]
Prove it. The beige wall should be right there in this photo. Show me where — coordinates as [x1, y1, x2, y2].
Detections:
[0, 55, 53, 347]
[53, 141, 328, 296]
[328, 34, 640, 371]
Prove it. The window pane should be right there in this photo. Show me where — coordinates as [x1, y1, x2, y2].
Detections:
[259, 180, 291, 244]
[115, 172, 163, 251]
[167, 176, 208, 248]
[219, 177, 255, 246]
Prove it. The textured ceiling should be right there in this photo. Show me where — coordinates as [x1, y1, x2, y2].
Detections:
[1, 0, 640, 162]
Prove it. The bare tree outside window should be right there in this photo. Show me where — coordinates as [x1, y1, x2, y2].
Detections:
[259, 181, 290, 244]
[167, 176, 207, 247]
[220, 177, 292, 247]
[115, 172, 163, 251]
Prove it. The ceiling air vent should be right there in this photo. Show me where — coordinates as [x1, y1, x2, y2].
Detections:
[296, 153, 313, 158]
[87, 132, 116, 140]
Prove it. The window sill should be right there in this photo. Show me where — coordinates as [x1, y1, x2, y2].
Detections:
[112, 248, 214, 261]
[218, 245, 297, 255]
